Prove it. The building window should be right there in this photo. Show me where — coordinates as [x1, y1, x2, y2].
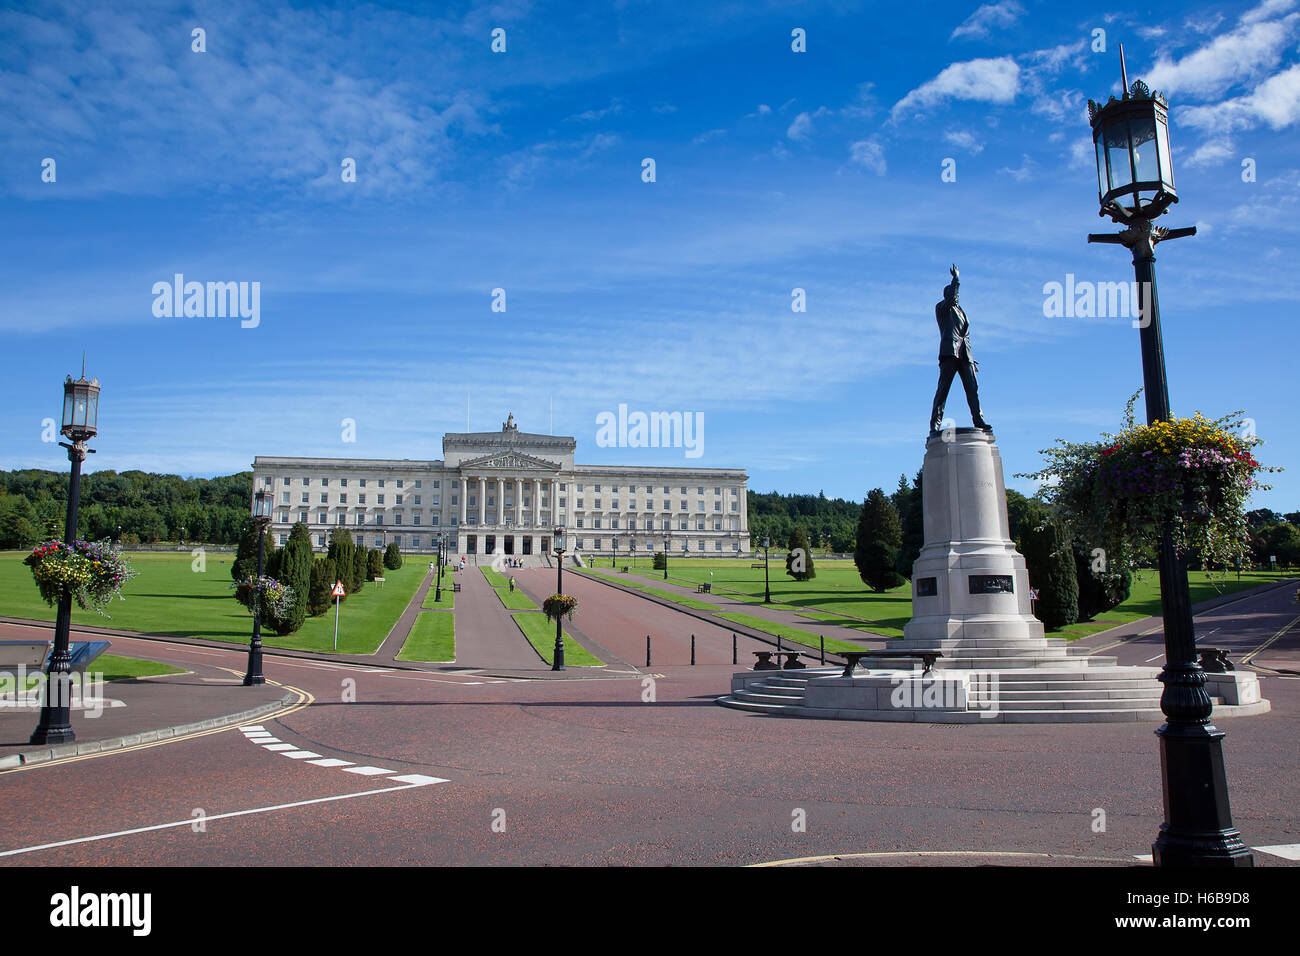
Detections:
[341, 478, 348, 487]
[415, 480, 422, 488]
[395, 515, 403, 525]
[375, 537, 382, 547]
[414, 515, 421, 525]
[301, 493, 309, 504]
[263, 477, 272, 487]
[715, 542, 722, 551]
[280, 512, 289, 523]
[359, 494, 367, 504]
[320, 494, 328, 504]
[396, 495, 403, 505]
[317, 534, 326, 547]
[378, 495, 385, 505]
[414, 495, 421, 505]
[357, 515, 365, 525]
[397, 479, 403, 488]
[697, 500, 704, 512]
[412, 536, 420, 547]
[360, 479, 367, 487]
[594, 518, 602, 529]
[281, 492, 290, 504]
[733, 541, 740, 551]
[340, 494, 348, 504]
[378, 480, 385, 488]
[433, 480, 440, 488]
[337, 514, 345, 525]
[279, 534, 287, 545]
[319, 511, 327, 523]
[577, 518, 584, 528]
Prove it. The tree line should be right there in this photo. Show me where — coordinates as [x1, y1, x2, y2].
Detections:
[0, 468, 252, 549]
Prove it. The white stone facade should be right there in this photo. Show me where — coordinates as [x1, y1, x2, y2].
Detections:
[252, 415, 750, 557]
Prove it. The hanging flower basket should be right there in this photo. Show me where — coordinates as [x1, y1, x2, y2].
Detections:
[25, 539, 137, 617]
[1020, 392, 1277, 570]
[232, 575, 296, 619]
[542, 593, 578, 623]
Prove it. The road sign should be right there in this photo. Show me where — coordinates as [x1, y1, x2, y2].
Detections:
[331, 581, 346, 597]
[1029, 588, 1040, 600]
[332, 581, 345, 650]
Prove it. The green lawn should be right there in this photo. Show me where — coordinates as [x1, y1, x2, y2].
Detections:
[1, 654, 185, 693]
[511, 612, 604, 666]
[623, 558, 1294, 640]
[422, 585, 455, 609]
[481, 567, 507, 587]
[712, 611, 861, 654]
[0, 550, 423, 655]
[396, 611, 455, 663]
[495, 586, 538, 610]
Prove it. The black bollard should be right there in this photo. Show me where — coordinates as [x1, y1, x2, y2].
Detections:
[778, 634, 783, 655]
[691, 634, 695, 666]
[820, 635, 825, 665]
[732, 633, 737, 666]
[646, 635, 651, 667]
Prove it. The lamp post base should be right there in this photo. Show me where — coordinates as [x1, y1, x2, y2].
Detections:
[1152, 721, 1254, 867]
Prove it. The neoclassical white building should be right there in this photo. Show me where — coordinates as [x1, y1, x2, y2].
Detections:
[252, 414, 750, 559]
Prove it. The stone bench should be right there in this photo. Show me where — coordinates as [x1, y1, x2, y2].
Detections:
[839, 649, 943, 677]
[452, 582, 462, 593]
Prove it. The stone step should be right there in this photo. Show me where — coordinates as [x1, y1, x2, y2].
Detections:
[968, 680, 1161, 694]
[730, 690, 806, 706]
[929, 655, 1119, 669]
[716, 696, 796, 713]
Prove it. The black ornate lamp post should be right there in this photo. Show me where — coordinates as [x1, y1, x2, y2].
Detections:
[31, 366, 100, 745]
[434, 534, 444, 604]
[552, 525, 566, 671]
[761, 536, 772, 603]
[612, 534, 618, 568]
[663, 534, 670, 580]
[243, 489, 272, 687]
[1087, 48, 1251, 867]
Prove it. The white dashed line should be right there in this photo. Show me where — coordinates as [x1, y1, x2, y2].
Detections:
[1255, 843, 1300, 861]
[239, 727, 446, 788]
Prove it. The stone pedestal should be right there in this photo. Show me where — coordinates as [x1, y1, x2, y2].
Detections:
[899, 428, 1045, 650]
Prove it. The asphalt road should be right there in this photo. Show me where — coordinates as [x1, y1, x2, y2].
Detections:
[2, 579, 1297, 867]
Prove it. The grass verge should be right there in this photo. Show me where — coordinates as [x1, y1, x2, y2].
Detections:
[396, 611, 455, 662]
[511, 612, 603, 666]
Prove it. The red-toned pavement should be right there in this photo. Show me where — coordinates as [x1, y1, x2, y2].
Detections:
[1, 581, 1297, 867]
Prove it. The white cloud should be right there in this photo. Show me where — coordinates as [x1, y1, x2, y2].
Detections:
[1242, 0, 1298, 24]
[950, 1, 1024, 41]
[849, 138, 886, 175]
[787, 112, 813, 141]
[944, 129, 984, 154]
[1145, 13, 1299, 98]
[1180, 64, 1300, 133]
[1184, 141, 1236, 167]
[998, 154, 1035, 181]
[891, 57, 1020, 120]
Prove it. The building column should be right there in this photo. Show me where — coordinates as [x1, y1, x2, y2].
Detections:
[496, 477, 504, 525]
[478, 477, 485, 526]
[460, 477, 467, 525]
[516, 478, 523, 526]
[551, 479, 558, 526]
[532, 479, 540, 527]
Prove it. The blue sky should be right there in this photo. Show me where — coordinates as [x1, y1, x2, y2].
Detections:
[1, 0, 1297, 510]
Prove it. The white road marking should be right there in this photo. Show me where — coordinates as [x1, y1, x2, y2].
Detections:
[1255, 844, 1300, 861]
[1133, 853, 1153, 862]
[283, 751, 322, 760]
[0, 780, 445, 858]
[306, 758, 354, 768]
[238, 725, 265, 732]
[263, 744, 297, 752]
[343, 766, 395, 776]
[389, 774, 448, 786]
[1144, 654, 1164, 663]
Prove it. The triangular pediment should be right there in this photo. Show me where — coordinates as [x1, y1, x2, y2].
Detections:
[459, 450, 561, 472]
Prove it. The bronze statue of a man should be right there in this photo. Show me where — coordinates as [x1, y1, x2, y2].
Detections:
[929, 264, 991, 433]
